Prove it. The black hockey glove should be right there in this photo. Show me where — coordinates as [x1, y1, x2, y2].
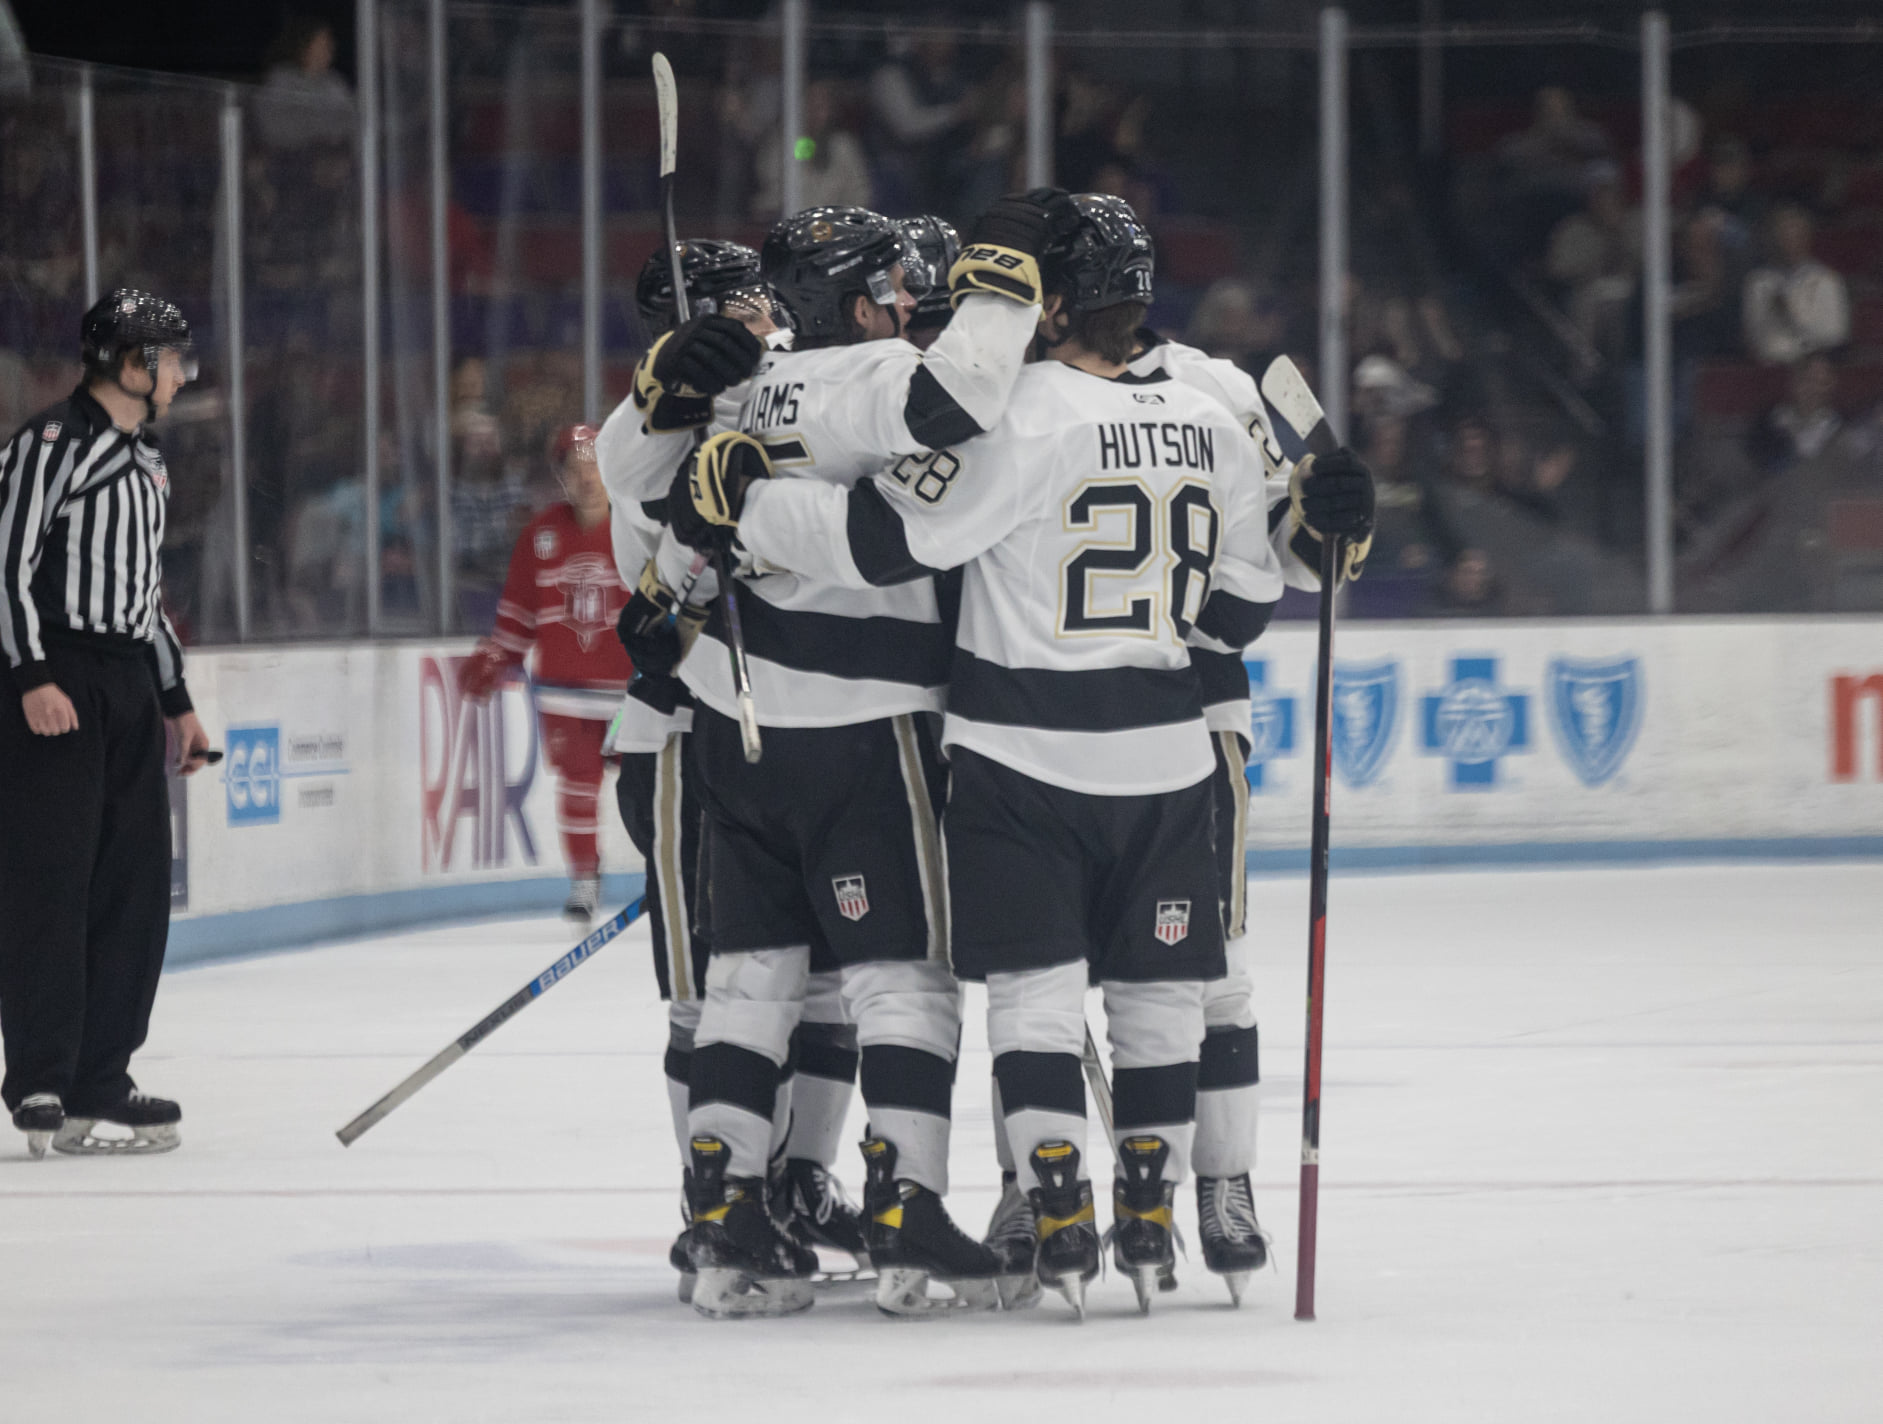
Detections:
[618, 562, 688, 714]
[951, 188, 1079, 309]
[651, 314, 764, 396]
[668, 431, 772, 551]
[967, 188, 1080, 258]
[1289, 447, 1375, 584]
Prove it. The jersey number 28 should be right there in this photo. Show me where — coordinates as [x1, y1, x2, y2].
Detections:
[1059, 480, 1219, 640]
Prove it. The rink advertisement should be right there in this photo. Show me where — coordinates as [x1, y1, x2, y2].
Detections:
[1236, 617, 1883, 861]
[160, 621, 1880, 958]
[166, 641, 636, 955]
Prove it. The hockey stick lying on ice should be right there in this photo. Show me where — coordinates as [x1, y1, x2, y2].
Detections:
[1257, 354, 1342, 1323]
[336, 897, 647, 1146]
[653, 52, 762, 764]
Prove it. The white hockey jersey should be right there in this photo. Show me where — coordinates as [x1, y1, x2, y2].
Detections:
[671, 294, 1039, 728]
[1127, 333, 1320, 739]
[738, 359, 1285, 795]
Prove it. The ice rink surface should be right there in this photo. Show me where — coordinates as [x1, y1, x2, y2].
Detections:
[3, 863, 1880, 1424]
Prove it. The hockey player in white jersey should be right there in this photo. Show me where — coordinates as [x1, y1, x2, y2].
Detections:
[644, 193, 1079, 1317]
[598, 242, 868, 1303]
[1122, 298, 1375, 1304]
[674, 196, 1299, 1316]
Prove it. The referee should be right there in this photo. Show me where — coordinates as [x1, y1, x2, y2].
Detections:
[0, 289, 213, 1158]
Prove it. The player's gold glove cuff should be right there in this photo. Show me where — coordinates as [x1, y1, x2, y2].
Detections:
[636, 558, 678, 615]
[688, 431, 774, 527]
[632, 336, 712, 432]
[948, 244, 1044, 308]
[676, 602, 709, 657]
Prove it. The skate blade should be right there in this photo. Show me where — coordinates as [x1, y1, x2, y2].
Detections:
[1222, 1269, 1251, 1307]
[50, 1120, 179, 1155]
[811, 1266, 878, 1294]
[691, 1267, 814, 1319]
[25, 1131, 51, 1160]
[677, 1271, 697, 1305]
[1130, 1266, 1159, 1315]
[1044, 1273, 1088, 1320]
[874, 1268, 1001, 1317]
[995, 1271, 1043, 1311]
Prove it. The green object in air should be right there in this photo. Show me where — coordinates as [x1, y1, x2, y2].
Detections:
[793, 136, 817, 162]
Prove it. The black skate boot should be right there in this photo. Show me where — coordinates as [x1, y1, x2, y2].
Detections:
[1111, 1136, 1179, 1314]
[984, 1170, 1041, 1310]
[860, 1136, 1001, 1315]
[672, 1170, 697, 1305]
[12, 1094, 63, 1160]
[562, 873, 600, 924]
[1197, 1172, 1269, 1306]
[54, 1090, 179, 1155]
[685, 1137, 816, 1319]
[774, 1156, 871, 1283]
[1027, 1142, 1100, 1319]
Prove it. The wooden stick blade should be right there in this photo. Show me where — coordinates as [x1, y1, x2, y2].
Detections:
[1260, 355, 1337, 457]
[652, 53, 678, 179]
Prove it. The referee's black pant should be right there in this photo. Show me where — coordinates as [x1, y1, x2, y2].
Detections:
[0, 637, 171, 1114]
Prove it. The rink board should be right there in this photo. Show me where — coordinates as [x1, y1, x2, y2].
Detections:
[163, 619, 1883, 961]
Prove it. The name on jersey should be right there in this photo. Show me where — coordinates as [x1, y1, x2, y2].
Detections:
[750, 381, 804, 429]
[1096, 421, 1216, 473]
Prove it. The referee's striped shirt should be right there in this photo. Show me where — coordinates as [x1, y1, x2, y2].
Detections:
[0, 385, 192, 715]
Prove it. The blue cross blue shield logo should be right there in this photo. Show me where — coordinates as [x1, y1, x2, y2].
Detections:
[1420, 656, 1530, 789]
[1331, 660, 1399, 788]
[1546, 656, 1642, 786]
[1244, 659, 1296, 792]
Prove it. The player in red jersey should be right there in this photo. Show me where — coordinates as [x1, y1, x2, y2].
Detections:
[460, 424, 631, 921]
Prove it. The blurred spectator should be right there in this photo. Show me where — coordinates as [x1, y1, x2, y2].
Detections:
[1749, 353, 1843, 475]
[1693, 135, 1763, 268]
[1670, 209, 1738, 362]
[449, 358, 530, 630]
[253, 16, 355, 152]
[1743, 205, 1850, 365]
[1423, 550, 1508, 617]
[1184, 279, 1287, 367]
[1497, 86, 1613, 256]
[1056, 71, 1126, 194]
[1545, 163, 1641, 365]
[753, 79, 872, 218]
[868, 27, 973, 212]
[0, 121, 81, 309]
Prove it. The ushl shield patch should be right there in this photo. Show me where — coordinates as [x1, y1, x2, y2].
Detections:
[833, 874, 870, 922]
[1154, 900, 1190, 945]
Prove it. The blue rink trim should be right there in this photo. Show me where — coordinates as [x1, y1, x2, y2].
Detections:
[1246, 835, 1883, 876]
[162, 833, 1883, 969]
[165, 872, 648, 969]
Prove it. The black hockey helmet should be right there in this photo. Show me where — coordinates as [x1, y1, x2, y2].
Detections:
[81, 287, 196, 383]
[634, 238, 773, 340]
[897, 214, 962, 333]
[1044, 194, 1155, 313]
[760, 206, 905, 344]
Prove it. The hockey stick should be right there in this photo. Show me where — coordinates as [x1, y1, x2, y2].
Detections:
[653, 52, 762, 764]
[335, 897, 647, 1146]
[1258, 355, 1341, 1323]
[1080, 1022, 1115, 1142]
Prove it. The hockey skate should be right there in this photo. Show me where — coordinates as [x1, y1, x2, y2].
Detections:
[774, 1156, 872, 1286]
[12, 1094, 62, 1160]
[1110, 1136, 1179, 1315]
[685, 1138, 816, 1319]
[672, 1170, 697, 1305]
[983, 1171, 1041, 1310]
[1027, 1142, 1101, 1319]
[860, 1137, 1001, 1316]
[52, 1090, 180, 1155]
[1197, 1172, 1270, 1307]
[562, 873, 601, 924]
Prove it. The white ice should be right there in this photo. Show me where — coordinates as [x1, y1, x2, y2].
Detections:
[3, 863, 1880, 1423]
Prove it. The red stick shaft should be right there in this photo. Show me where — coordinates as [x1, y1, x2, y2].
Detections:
[1295, 534, 1339, 1322]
